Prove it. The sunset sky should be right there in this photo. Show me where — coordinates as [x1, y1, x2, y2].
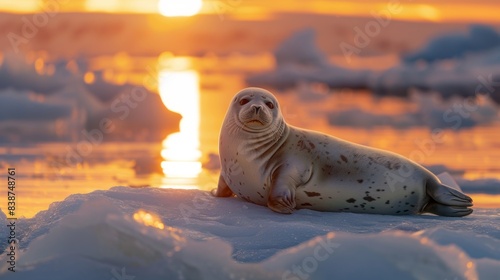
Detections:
[1, 0, 499, 23]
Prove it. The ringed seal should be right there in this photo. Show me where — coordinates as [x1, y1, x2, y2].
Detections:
[212, 87, 473, 216]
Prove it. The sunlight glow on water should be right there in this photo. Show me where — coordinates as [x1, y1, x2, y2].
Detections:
[85, 0, 120, 12]
[0, 0, 499, 23]
[158, 0, 202, 17]
[159, 57, 202, 188]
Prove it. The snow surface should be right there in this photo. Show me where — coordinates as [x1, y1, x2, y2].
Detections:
[0, 182, 499, 279]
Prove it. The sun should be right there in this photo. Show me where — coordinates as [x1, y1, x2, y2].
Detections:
[158, 0, 203, 17]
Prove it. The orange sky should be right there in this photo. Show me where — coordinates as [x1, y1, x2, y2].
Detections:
[0, 0, 499, 23]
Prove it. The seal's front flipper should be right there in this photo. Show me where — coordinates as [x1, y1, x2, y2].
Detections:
[268, 168, 298, 214]
[427, 180, 473, 207]
[423, 201, 473, 217]
[211, 174, 234, 197]
[268, 187, 296, 214]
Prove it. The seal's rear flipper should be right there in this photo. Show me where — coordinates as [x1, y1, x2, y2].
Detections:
[423, 202, 473, 217]
[437, 172, 462, 191]
[427, 179, 473, 207]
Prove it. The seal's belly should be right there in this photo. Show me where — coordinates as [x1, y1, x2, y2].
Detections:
[222, 160, 270, 206]
[294, 163, 429, 214]
[229, 176, 269, 206]
[285, 132, 431, 214]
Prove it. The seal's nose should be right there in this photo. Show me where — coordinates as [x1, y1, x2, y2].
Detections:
[252, 105, 262, 114]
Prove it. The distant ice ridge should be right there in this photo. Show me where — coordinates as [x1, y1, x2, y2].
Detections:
[0, 185, 499, 279]
[247, 29, 370, 91]
[402, 25, 500, 63]
[0, 53, 180, 143]
[246, 27, 500, 104]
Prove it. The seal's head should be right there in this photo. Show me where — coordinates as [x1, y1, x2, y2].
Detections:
[224, 87, 284, 133]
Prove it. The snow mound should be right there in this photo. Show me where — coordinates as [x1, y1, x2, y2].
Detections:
[0, 187, 499, 279]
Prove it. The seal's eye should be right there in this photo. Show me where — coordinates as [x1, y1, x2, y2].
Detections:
[265, 102, 274, 109]
[239, 98, 249, 105]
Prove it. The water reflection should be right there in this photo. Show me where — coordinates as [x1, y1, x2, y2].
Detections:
[159, 57, 202, 188]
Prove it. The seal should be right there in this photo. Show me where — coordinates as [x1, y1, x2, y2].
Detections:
[212, 87, 473, 216]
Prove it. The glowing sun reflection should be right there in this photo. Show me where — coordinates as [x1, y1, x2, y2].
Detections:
[133, 209, 165, 229]
[158, 0, 202, 17]
[159, 57, 202, 189]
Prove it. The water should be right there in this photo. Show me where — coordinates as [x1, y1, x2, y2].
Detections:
[2, 53, 499, 218]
